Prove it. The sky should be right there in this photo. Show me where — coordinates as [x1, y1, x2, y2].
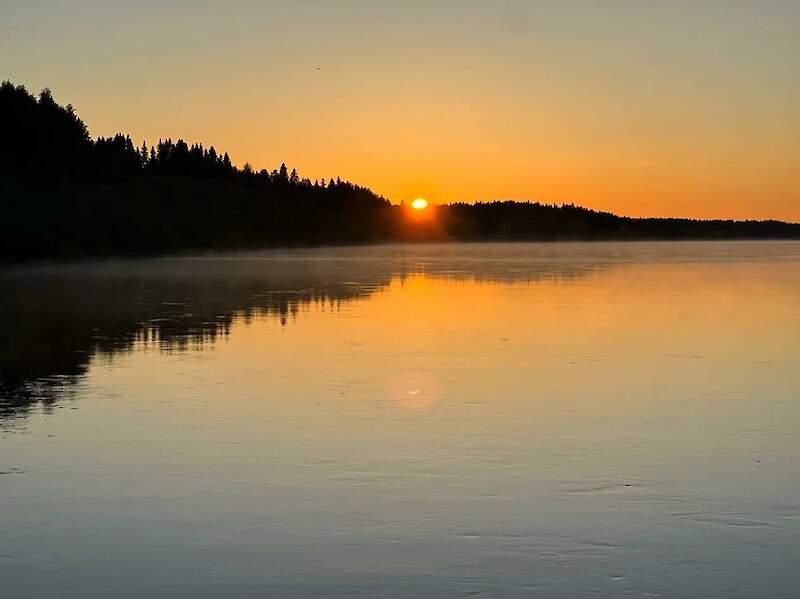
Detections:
[1, 0, 799, 220]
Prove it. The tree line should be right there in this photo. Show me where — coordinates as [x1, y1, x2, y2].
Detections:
[2, 80, 798, 261]
[1, 81, 392, 259]
[1, 81, 381, 197]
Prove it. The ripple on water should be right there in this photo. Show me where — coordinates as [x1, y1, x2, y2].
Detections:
[0, 467, 27, 476]
[670, 512, 775, 528]
[560, 479, 650, 495]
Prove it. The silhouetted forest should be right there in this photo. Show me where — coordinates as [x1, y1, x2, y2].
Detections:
[2, 81, 799, 261]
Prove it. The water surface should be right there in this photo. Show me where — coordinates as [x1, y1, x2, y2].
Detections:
[1, 242, 799, 598]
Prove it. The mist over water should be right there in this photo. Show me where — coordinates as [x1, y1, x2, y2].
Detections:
[2, 242, 799, 598]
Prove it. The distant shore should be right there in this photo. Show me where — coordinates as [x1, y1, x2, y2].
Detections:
[4, 172, 799, 264]
[3, 80, 799, 263]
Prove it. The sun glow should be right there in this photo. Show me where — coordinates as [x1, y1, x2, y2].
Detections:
[411, 198, 428, 210]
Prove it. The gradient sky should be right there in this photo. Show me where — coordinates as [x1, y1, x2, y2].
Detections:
[2, 0, 798, 219]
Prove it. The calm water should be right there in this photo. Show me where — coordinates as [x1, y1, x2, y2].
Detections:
[1, 242, 799, 598]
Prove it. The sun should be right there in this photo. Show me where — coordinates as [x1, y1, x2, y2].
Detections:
[411, 198, 428, 210]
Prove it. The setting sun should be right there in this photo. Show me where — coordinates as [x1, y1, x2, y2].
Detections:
[411, 198, 428, 210]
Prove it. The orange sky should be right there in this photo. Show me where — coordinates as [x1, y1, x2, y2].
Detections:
[2, 1, 798, 220]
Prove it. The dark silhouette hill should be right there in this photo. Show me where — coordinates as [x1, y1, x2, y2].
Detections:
[2, 80, 799, 261]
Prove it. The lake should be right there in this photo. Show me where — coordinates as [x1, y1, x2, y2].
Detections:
[1, 242, 799, 598]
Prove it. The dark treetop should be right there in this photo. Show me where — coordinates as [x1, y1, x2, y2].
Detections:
[2, 81, 798, 261]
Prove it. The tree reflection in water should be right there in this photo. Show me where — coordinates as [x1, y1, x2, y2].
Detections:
[0, 245, 606, 422]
